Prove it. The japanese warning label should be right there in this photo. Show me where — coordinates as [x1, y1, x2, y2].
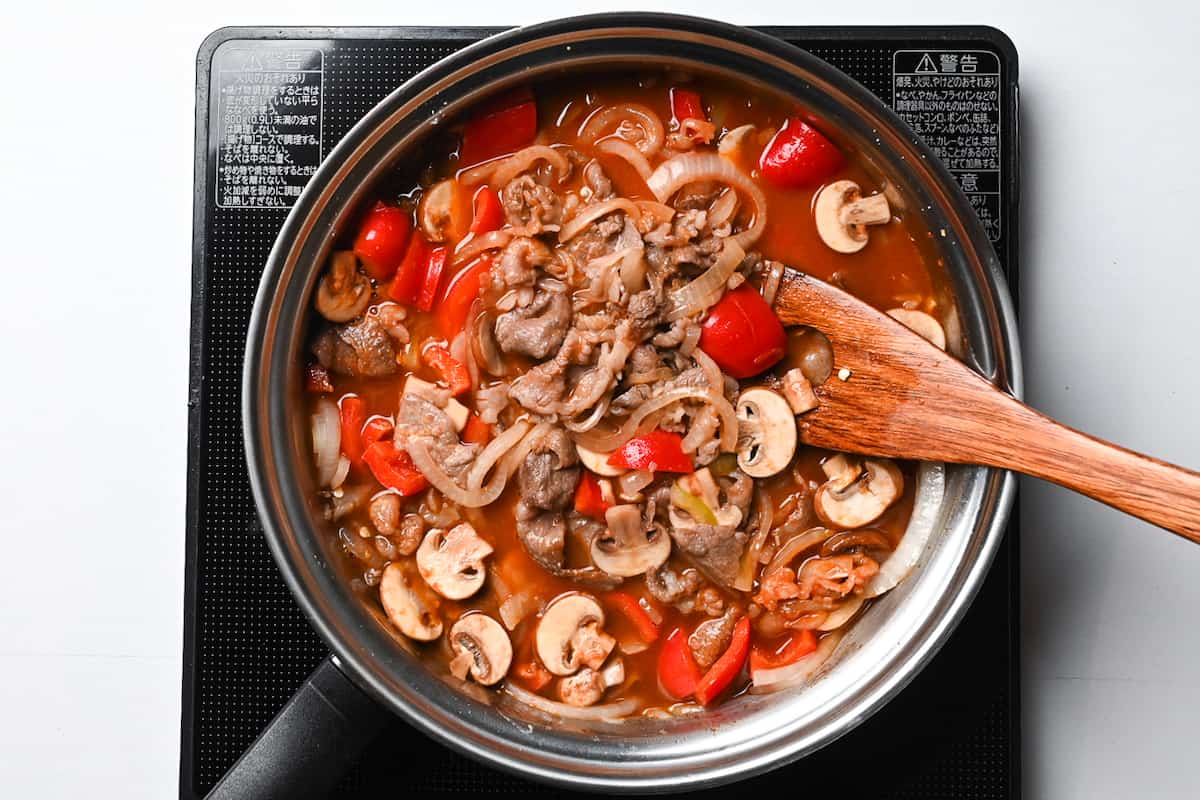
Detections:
[892, 50, 1002, 242]
[215, 47, 324, 209]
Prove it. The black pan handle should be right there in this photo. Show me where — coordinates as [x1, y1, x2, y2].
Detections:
[206, 655, 391, 799]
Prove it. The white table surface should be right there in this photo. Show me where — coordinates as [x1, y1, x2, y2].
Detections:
[3, 1, 1197, 797]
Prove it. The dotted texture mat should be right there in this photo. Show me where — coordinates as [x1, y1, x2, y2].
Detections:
[185, 27, 1020, 799]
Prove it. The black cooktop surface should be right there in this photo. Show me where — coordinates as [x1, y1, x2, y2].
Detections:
[185, 24, 1019, 799]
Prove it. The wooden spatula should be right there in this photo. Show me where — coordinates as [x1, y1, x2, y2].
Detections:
[772, 268, 1200, 544]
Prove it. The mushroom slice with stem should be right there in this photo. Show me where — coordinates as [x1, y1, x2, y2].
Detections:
[416, 522, 494, 600]
[379, 562, 443, 641]
[736, 388, 798, 478]
[315, 250, 372, 322]
[558, 658, 626, 707]
[448, 613, 512, 686]
[821, 454, 861, 491]
[536, 594, 616, 676]
[886, 308, 946, 350]
[814, 458, 904, 529]
[591, 504, 672, 578]
[781, 368, 818, 415]
[813, 180, 891, 254]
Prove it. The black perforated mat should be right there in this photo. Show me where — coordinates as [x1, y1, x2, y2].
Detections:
[185, 25, 1020, 799]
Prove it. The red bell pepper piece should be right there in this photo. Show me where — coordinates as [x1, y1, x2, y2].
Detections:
[436, 257, 491, 339]
[304, 364, 334, 393]
[749, 629, 818, 674]
[415, 246, 448, 312]
[459, 87, 538, 166]
[694, 617, 751, 706]
[422, 343, 471, 396]
[360, 416, 394, 452]
[699, 284, 787, 379]
[574, 472, 611, 521]
[469, 186, 505, 234]
[362, 442, 429, 496]
[387, 233, 429, 305]
[758, 117, 844, 189]
[607, 592, 660, 644]
[658, 627, 703, 701]
[670, 88, 705, 122]
[461, 414, 492, 445]
[353, 201, 413, 281]
[338, 395, 367, 470]
[608, 430, 692, 473]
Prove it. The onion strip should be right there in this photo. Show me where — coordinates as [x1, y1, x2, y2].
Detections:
[571, 385, 737, 454]
[597, 137, 654, 180]
[464, 419, 533, 491]
[579, 104, 665, 155]
[311, 397, 341, 487]
[769, 527, 836, 572]
[646, 153, 767, 249]
[866, 462, 945, 597]
[665, 239, 745, 321]
[407, 422, 543, 508]
[559, 198, 641, 242]
[453, 229, 513, 265]
[459, 144, 569, 188]
[750, 630, 845, 692]
[503, 681, 637, 721]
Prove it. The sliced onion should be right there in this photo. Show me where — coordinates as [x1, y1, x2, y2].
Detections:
[818, 595, 865, 631]
[559, 198, 641, 242]
[636, 200, 676, 226]
[499, 591, 538, 631]
[311, 397, 341, 487]
[708, 188, 738, 228]
[618, 638, 649, 655]
[617, 470, 655, 499]
[330, 454, 351, 491]
[571, 385, 737, 454]
[453, 229, 513, 265]
[866, 463, 945, 597]
[646, 154, 766, 249]
[761, 260, 784, 307]
[579, 104, 665, 155]
[717, 124, 756, 156]
[470, 308, 505, 376]
[563, 395, 611, 433]
[769, 527, 836, 572]
[691, 347, 725, 393]
[503, 681, 637, 721]
[735, 486, 774, 592]
[750, 630, 845, 692]
[407, 422, 543, 508]
[597, 137, 653, 180]
[465, 419, 533, 491]
[459, 144, 569, 187]
[664, 240, 745, 321]
[679, 323, 702, 356]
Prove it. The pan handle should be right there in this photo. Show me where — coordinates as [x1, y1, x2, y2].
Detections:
[205, 655, 391, 799]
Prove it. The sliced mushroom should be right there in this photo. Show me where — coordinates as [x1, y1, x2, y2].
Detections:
[535, 594, 616, 676]
[379, 562, 442, 641]
[735, 388, 798, 478]
[814, 459, 904, 528]
[814, 180, 891, 254]
[449, 613, 512, 686]
[781, 368, 818, 414]
[315, 250, 371, 322]
[557, 658, 626, 707]
[403, 376, 469, 431]
[576, 443, 625, 477]
[416, 522, 493, 600]
[590, 504, 671, 578]
[821, 454, 861, 491]
[418, 178, 459, 243]
[886, 308, 946, 350]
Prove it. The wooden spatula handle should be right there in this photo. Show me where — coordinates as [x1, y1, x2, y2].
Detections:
[969, 393, 1200, 544]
